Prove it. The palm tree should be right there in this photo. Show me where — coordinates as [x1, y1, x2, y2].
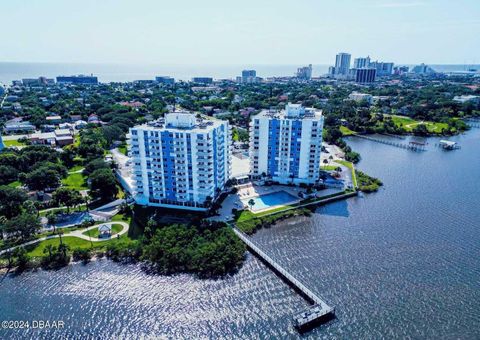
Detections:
[0, 216, 7, 240]
[43, 244, 55, 260]
[58, 243, 69, 258]
[6, 249, 13, 268]
[248, 199, 255, 210]
[47, 213, 57, 234]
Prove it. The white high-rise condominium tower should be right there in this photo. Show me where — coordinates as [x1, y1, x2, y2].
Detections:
[353, 56, 371, 69]
[129, 111, 231, 211]
[335, 52, 351, 75]
[250, 103, 324, 185]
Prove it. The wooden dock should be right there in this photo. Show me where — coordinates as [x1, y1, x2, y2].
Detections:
[353, 134, 426, 151]
[232, 227, 335, 331]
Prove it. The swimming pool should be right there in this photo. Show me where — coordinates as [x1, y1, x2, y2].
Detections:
[243, 191, 299, 212]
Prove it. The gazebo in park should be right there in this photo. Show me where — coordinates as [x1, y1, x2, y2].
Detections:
[98, 224, 112, 238]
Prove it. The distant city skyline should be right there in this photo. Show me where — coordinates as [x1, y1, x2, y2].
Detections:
[1, 0, 479, 65]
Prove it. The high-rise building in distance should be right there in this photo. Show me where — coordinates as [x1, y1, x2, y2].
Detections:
[22, 77, 55, 86]
[155, 76, 175, 85]
[191, 77, 213, 84]
[56, 75, 98, 85]
[410, 63, 435, 75]
[129, 111, 231, 211]
[371, 61, 394, 76]
[250, 103, 324, 185]
[240, 70, 258, 83]
[353, 57, 371, 69]
[355, 68, 376, 84]
[296, 64, 313, 80]
[334, 53, 351, 76]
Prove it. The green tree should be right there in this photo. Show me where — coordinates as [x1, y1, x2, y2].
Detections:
[412, 124, 429, 136]
[83, 158, 109, 176]
[52, 187, 83, 212]
[22, 200, 38, 217]
[60, 147, 77, 168]
[0, 165, 18, 185]
[0, 186, 28, 218]
[12, 247, 30, 270]
[89, 168, 118, 201]
[43, 244, 55, 260]
[25, 168, 61, 191]
[3, 213, 42, 241]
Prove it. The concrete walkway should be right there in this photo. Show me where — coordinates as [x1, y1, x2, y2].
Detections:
[67, 168, 84, 174]
[68, 221, 129, 241]
[0, 221, 129, 256]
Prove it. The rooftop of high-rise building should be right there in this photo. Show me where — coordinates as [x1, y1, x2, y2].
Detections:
[133, 111, 226, 133]
[256, 103, 322, 120]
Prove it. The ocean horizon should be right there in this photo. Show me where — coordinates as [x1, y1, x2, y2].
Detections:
[0, 62, 478, 84]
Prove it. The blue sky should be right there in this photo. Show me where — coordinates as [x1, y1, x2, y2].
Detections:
[1, 0, 479, 64]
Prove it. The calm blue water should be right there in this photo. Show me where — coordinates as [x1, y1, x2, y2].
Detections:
[0, 63, 478, 84]
[247, 191, 298, 212]
[0, 63, 330, 84]
[0, 129, 479, 339]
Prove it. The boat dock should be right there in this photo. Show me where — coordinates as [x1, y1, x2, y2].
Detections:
[465, 119, 480, 128]
[437, 140, 460, 150]
[353, 134, 426, 151]
[232, 227, 335, 331]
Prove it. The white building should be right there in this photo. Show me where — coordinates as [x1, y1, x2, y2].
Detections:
[129, 111, 232, 211]
[453, 95, 480, 104]
[353, 57, 371, 69]
[334, 52, 351, 77]
[348, 91, 373, 104]
[249, 103, 324, 185]
[296, 64, 313, 80]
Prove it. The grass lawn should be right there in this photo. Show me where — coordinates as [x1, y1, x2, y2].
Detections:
[73, 134, 81, 147]
[82, 223, 124, 238]
[232, 128, 239, 142]
[7, 180, 22, 188]
[116, 185, 125, 199]
[3, 139, 25, 147]
[62, 172, 88, 190]
[321, 165, 339, 171]
[389, 115, 449, 133]
[39, 205, 87, 217]
[68, 165, 84, 172]
[111, 213, 129, 222]
[118, 144, 128, 155]
[340, 126, 356, 136]
[235, 203, 296, 222]
[335, 160, 358, 188]
[25, 235, 128, 257]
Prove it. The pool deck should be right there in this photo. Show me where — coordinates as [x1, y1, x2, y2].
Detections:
[243, 191, 301, 213]
[210, 184, 344, 222]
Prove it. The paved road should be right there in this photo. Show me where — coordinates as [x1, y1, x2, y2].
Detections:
[0, 221, 129, 256]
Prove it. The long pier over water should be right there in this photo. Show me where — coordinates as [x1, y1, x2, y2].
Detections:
[465, 119, 480, 128]
[232, 227, 335, 331]
[353, 134, 426, 151]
